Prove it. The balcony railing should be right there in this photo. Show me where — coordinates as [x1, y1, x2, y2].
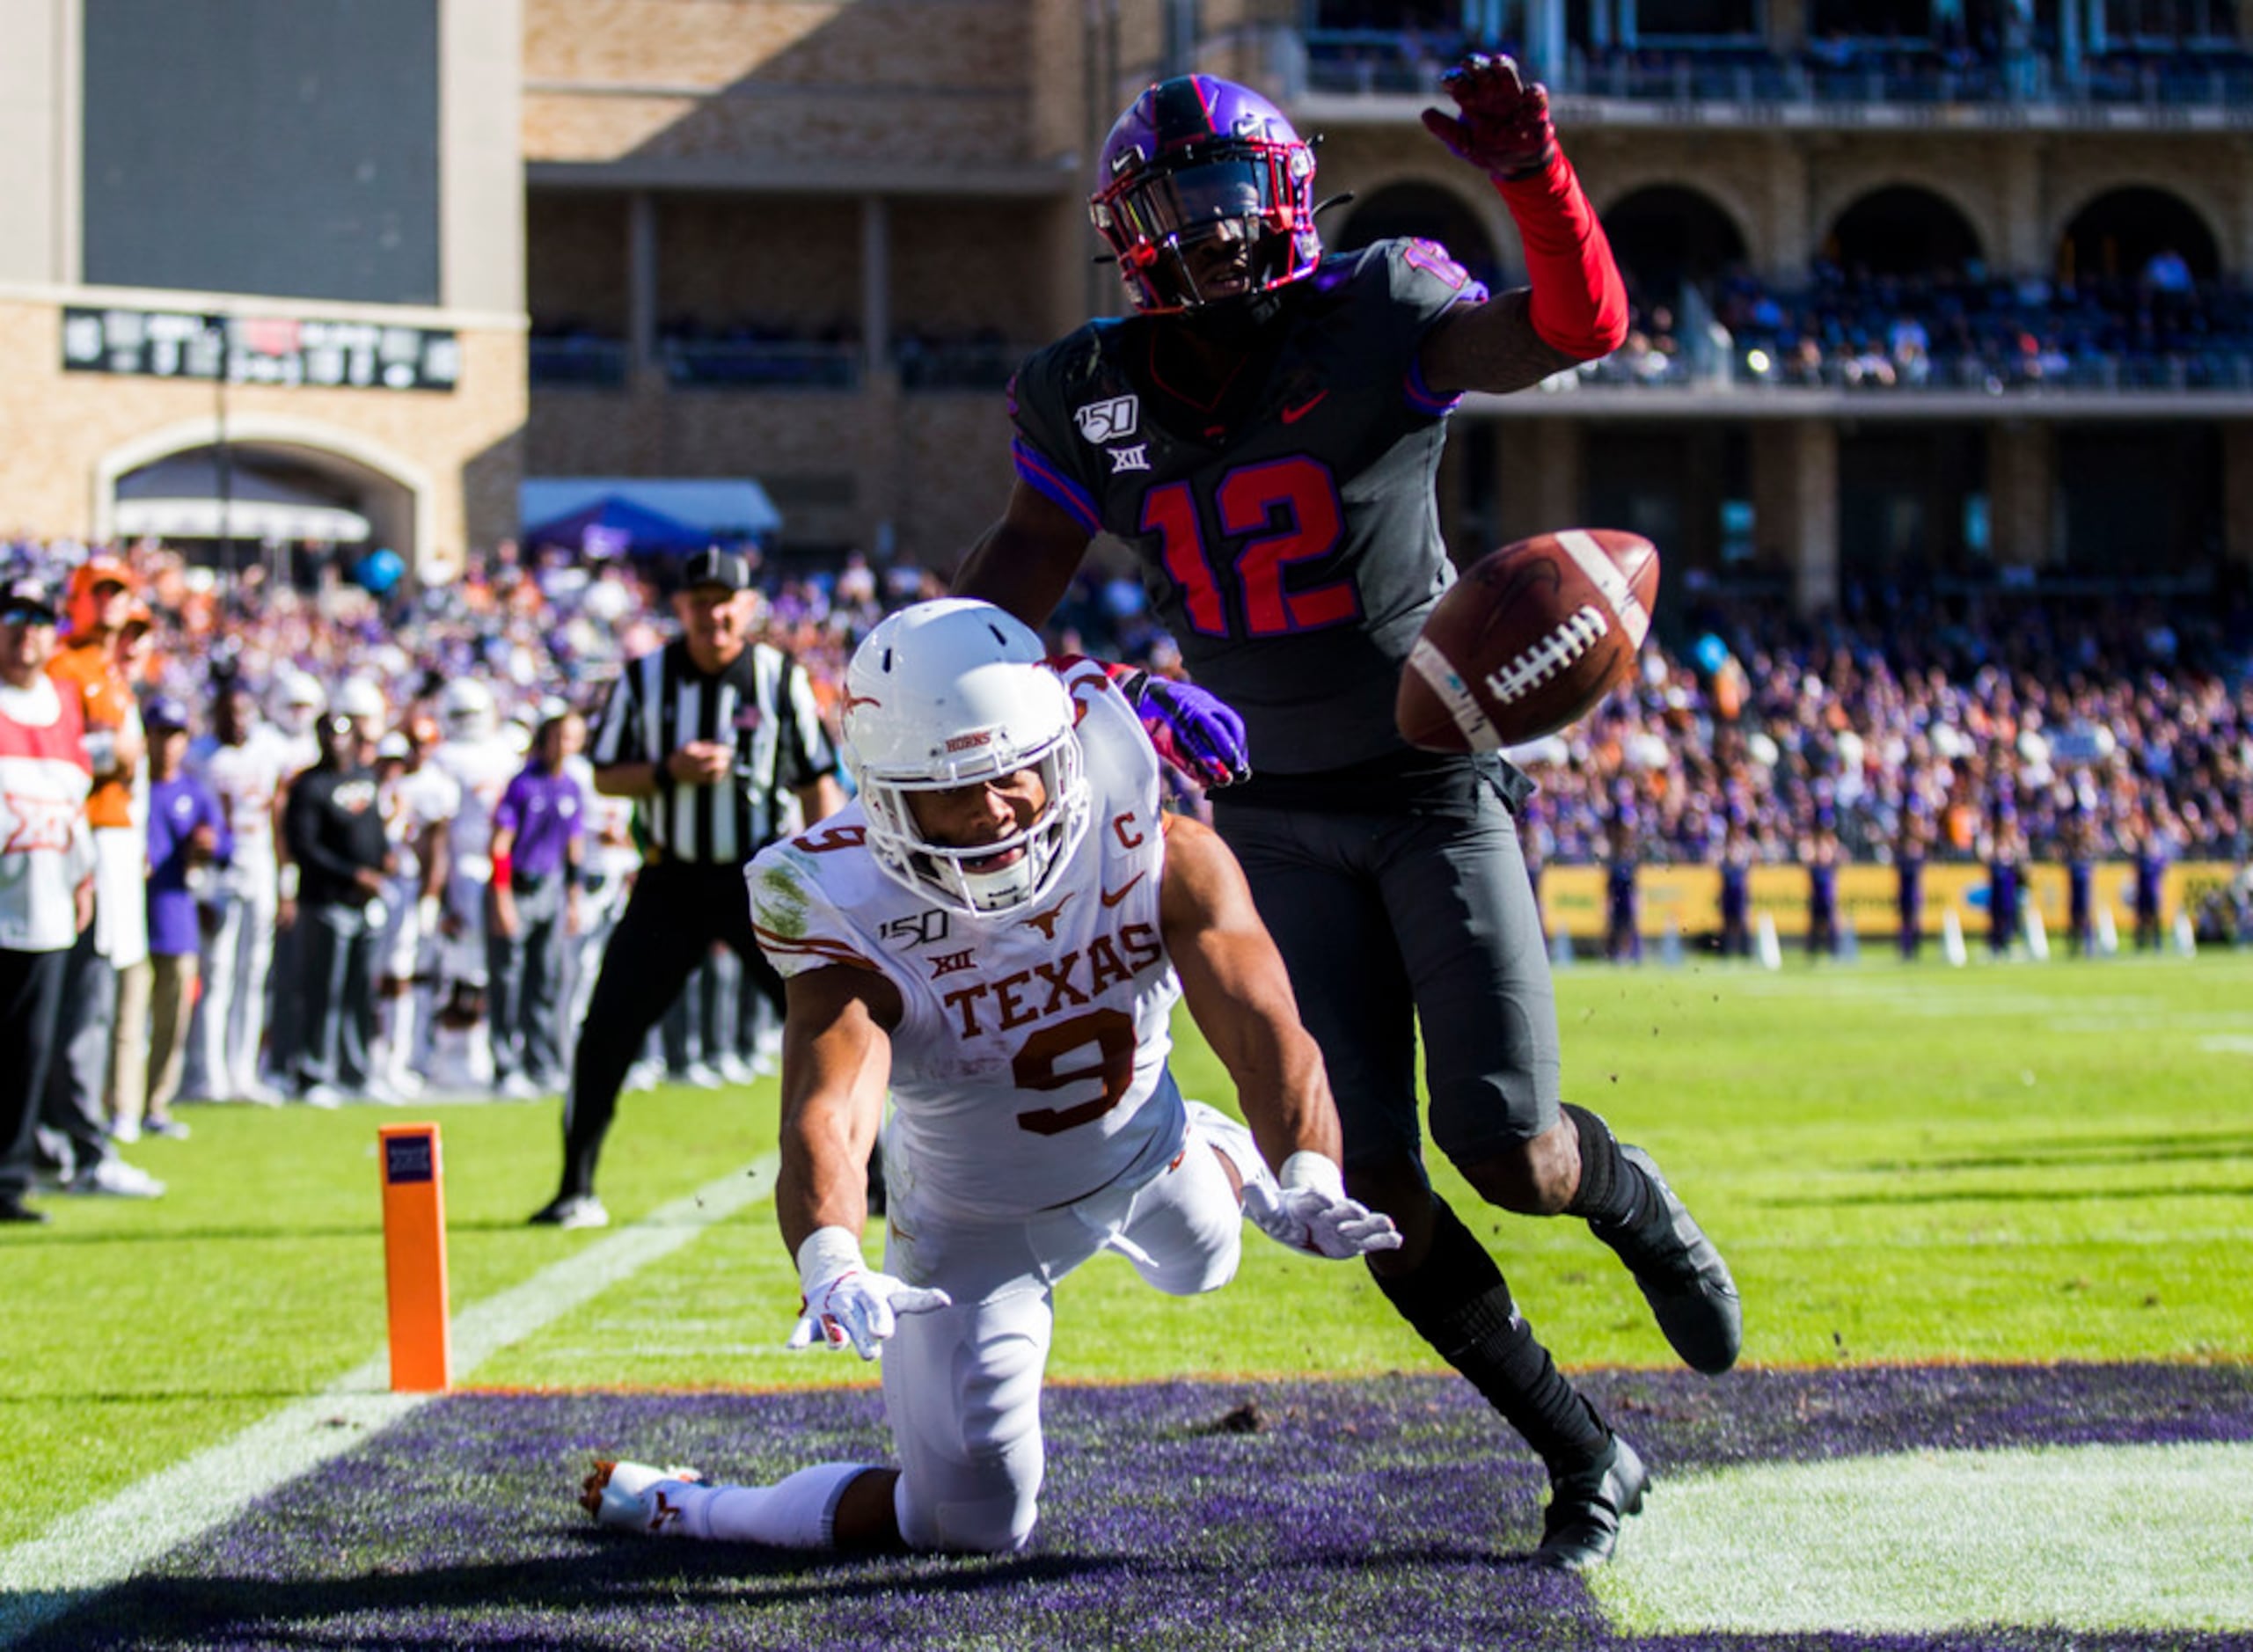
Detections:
[528, 336, 629, 388]
[662, 340, 860, 391]
[1564, 346, 2253, 394]
[1291, 28, 2253, 109]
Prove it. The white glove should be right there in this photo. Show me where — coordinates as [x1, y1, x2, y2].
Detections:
[785, 1226, 953, 1361]
[1242, 1154, 1403, 1260]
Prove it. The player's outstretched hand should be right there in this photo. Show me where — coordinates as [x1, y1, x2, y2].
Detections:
[1421, 53, 1558, 182]
[787, 1268, 953, 1360]
[1138, 676, 1252, 789]
[789, 1226, 952, 1360]
[1243, 1154, 1404, 1260]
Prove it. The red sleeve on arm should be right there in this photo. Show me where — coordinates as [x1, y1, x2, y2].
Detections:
[1493, 147, 1630, 361]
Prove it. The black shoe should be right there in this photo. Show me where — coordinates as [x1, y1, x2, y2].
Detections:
[1593, 1144, 1742, 1375]
[527, 1193, 609, 1230]
[0, 1195, 51, 1224]
[1533, 1435, 1649, 1571]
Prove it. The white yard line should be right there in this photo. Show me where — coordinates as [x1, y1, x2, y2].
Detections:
[0, 1155, 779, 1648]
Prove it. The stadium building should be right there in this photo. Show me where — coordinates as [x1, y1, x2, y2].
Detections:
[6, 0, 2251, 603]
[0, 0, 526, 584]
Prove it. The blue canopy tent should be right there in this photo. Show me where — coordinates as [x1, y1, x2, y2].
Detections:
[522, 493, 715, 557]
[520, 478, 782, 558]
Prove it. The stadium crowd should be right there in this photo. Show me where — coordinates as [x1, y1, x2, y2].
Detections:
[0, 530, 2247, 1213]
[1584, 256, 2253, 393]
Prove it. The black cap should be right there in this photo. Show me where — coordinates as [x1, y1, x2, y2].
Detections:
[1, 577, 59, 622]
[681, 548, 753, 593]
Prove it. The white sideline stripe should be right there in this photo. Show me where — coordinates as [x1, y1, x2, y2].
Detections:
[0, 1156, 779, 1648]
[1593, 1439, 2253, 1635]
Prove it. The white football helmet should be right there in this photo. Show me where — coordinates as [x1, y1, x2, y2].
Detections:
[843, 599, 1088, 918]
[437, 676, 496, 742]
[272, 669, 326, 736]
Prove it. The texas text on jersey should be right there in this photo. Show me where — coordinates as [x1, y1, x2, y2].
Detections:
[749, 661, 1181, 1220]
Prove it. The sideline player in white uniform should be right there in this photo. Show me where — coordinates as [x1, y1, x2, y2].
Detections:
[371, 723, 457, 1098]
[183, 682, 295, 1103]
[424, 677, 516, 1088]
[583, 599, 1399, 1556]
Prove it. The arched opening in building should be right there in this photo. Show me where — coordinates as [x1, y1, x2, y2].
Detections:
[1601, 184, 1751, 329]
[109, 441, 418, 593]
[1335, 183, 1503, 292]
[2059, 187, 2221, 289]
[1825, 186, 1985, 280]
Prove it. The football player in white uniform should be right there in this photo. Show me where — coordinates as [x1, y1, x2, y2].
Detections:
[583, 600, 1398, 1556]
[183, 682, 296, 1103]
[371, 720, 457, 1098]
[424, 677, 517, 1088]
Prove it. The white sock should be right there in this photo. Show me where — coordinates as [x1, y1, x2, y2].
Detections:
[676, 1462, 873, 1547]
[385, 997, 420, 1085]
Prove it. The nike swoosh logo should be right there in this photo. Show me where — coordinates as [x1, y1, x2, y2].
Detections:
[1100, 871, 1145, 908]
[1279, 391, 1328, 424]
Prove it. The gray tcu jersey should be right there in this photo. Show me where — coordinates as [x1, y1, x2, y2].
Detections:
[1010, 238, 1488, 775]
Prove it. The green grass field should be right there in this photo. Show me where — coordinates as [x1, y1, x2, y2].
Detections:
[4, 950, 2249, 1566]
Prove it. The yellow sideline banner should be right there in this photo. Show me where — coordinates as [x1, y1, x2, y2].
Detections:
[1537, 861, 2237, 940]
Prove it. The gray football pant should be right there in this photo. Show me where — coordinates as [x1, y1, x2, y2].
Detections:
[1211, 778, 1561, 1173]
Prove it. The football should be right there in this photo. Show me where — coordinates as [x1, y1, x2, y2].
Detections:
[1395, 528, 1659, 752]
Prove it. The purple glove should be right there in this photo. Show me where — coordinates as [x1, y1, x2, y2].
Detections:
[1421, 53, 1559, 183]
[1129, 674, 1251, 790]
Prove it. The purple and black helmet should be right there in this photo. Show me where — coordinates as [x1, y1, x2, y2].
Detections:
[1089, 76, 1321, 314]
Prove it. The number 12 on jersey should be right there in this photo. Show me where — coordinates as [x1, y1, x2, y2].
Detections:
[1141, 455, 1358, 640]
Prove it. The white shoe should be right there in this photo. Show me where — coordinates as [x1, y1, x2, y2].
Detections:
[582, 1459, 703, 1532]
[714, 1053, 757, 1085]
[385, 1069, 426, 1098]
[625, 1059, 662, 1094]
[528, 1193, 610, 1230]
[237, 1075, 285, 1107]
[299, 1084, 344, 1109]
[64, 1157, 166, 1199]
[109, 1118, 142, 1144]
[496, 1072, 544, 1102]
[679, 1062, 725, 1091]
[361, 1077, 408, 1107]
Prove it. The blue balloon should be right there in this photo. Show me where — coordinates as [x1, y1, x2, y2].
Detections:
[356, 547, 405, 595]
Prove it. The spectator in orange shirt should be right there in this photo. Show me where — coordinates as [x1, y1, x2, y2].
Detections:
[40, 554, 162, 1199]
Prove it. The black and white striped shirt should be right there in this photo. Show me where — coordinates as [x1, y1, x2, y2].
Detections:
[589, 638, 835, 866]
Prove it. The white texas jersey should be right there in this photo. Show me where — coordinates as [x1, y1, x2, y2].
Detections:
[188, 725, 295, 870]
[750, 664, 1180, 1221]
[428, 736, 516, 863]
[382, 763, 461, 884]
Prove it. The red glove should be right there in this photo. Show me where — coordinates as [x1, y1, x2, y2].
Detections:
[1420, 54, 1558, 182]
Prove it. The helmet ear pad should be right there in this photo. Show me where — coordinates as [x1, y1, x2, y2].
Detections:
[842, 600, 1094, 919]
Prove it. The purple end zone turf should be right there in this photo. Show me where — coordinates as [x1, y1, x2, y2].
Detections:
[21, 1363, 2253, 1652]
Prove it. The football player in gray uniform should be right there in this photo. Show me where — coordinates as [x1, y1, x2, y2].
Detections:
[955, 60, 1741, 1569]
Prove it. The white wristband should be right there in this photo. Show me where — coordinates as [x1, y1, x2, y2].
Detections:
[1276, 1151, 1345, 1201]
[794, 1225, 865, 1297]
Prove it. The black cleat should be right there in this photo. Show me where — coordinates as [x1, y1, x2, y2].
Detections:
[1594, 1144, 1742, 1375]
[1533, 1434, 1649, 1571]
[0, 1196, 49, 1224]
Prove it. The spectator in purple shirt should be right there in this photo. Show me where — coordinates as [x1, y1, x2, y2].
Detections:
[142, 696, 229, 1139]
[488, 708, 587, 1100]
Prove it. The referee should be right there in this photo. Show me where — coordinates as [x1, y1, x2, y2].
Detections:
[530, 548, 845, 1228]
